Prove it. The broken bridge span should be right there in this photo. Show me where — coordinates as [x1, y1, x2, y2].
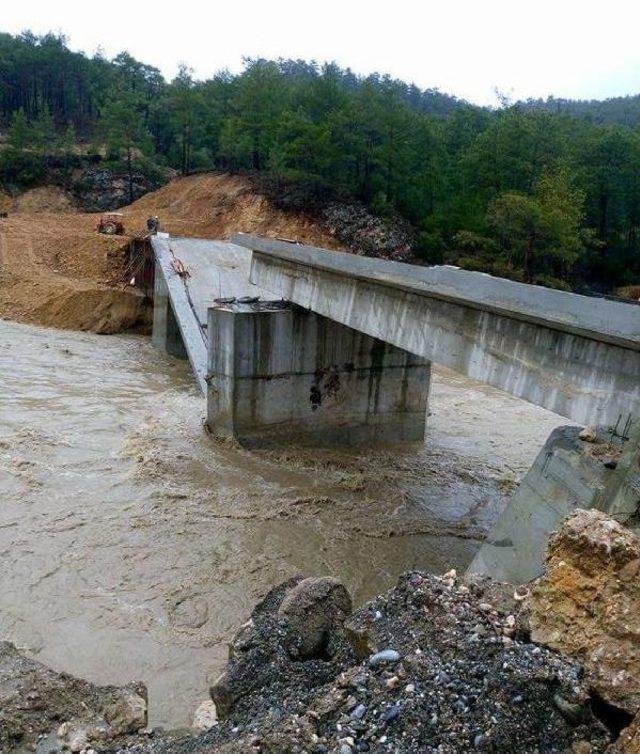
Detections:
[150, 232, 640, 446]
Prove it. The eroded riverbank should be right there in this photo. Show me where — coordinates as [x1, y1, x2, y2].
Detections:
[0, 319, 561, 727]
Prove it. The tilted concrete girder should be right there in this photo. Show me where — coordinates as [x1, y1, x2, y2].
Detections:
[236, 234, 640, 427]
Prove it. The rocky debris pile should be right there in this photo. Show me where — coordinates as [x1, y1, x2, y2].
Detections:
[0, 641, 148, 752]
[5, 511, 640, 753]
[74, 167, 167, 212]
[321, 202, 414, 261]
[143, 572, 608, 754]
[524, 510, 640, 715]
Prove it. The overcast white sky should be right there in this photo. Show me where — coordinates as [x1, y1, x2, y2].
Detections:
[3, 0, 640, 105]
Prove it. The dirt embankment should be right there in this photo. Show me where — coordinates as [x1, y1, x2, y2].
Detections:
[0, 173, 342, 333]
[0, 208, 148, 334]
[125, 173, 340, 247]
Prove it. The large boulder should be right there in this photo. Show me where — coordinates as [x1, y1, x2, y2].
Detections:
[524, 510, 640, 713]
[278, 576, 352, 658]
[210, 577, 354, 720]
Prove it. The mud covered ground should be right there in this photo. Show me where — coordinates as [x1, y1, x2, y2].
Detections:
[0, 319, 562, 728]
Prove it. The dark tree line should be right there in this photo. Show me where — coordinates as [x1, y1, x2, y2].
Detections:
[1, 30, 640, 292]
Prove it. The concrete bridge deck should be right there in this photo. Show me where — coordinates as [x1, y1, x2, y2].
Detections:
[236, 234, 640, 426]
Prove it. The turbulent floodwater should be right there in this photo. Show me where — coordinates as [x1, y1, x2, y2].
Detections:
[0, 319, 561, 727]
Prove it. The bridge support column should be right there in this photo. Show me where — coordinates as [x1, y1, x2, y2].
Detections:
[151, 263, 187, 360]
[206, 301, 430, 447]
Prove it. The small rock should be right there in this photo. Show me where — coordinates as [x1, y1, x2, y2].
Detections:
[442, 568, 457, 582]
[579, 427, 598, 442]
[192, 699, 218, 731]
[104, 691, 147, 734]
[382, 705, 400, 723]
[553, 694, 586, 724]
[67, 731, 88, 753]
[351, 704, 366, 720]
[35, 733, 62, 754]
[513, 586, 529, 602]
[368, 649, 400, 666]
[385, 675, 400, 689]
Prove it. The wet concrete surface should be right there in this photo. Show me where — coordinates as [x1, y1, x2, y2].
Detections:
[0, 319, 562, 727]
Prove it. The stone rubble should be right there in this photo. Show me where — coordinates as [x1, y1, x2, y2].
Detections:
[144, 571, 609, 754]
[0, 641, 147, 753]
[4, 510, 640, 752]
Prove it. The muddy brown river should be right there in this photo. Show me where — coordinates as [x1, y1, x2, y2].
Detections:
[0, 319, 561, 727]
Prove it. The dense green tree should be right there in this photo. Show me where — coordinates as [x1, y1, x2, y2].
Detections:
[169, 65, 202, 174]
[101, 87, 153, 202]
[7, 109, 32, 150]
[488, 170, 586, 285]
[1, 30, 640, 293]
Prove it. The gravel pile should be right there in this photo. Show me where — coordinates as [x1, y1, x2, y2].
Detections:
[139, 572, 609, 754]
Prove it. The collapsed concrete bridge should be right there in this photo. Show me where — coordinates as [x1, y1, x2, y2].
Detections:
[237, 234, 640, 428]
[149, 232, 640, 582]
[150, 232, 640, 447]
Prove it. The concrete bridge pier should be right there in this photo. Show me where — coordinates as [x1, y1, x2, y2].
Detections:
[206, 301, 431, 447]
[151, 263, 187, 360]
